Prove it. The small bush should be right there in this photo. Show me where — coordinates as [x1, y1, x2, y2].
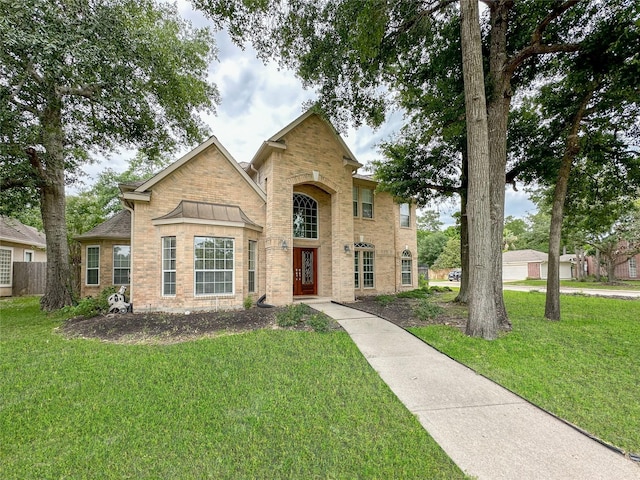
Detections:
[376, 295, 396, 306]
[305, 313, 331, 333]
[397, 289, 429, 299]
[418, 273, 429, 290]
[243, 296, 253, 310]
[275, 304, 310, 327]
[61, 286, 118, 318]
[427, 286, 452, 293]
[413, 299, 444, 321]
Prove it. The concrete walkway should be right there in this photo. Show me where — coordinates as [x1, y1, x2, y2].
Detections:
[313, 302, 640, 480]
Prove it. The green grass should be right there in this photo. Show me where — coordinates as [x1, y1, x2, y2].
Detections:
[0, 297, 466, 479]
[409, 290, 640, 455]
[505, 279, 640, 290]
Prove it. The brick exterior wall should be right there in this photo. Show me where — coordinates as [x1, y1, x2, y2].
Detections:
[79, 239, 130, 299]
[78, 113, 418, 311]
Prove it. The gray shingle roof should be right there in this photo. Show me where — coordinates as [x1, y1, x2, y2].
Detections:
[75, 210, 131, 240]
[0, 216, 46, 248]
[502, 249, 548, 263]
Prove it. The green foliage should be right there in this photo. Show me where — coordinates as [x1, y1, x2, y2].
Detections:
[305, 313, 331, 333]
[243, 296, 253, 310]
[412, 299, 444, 321]
[375, 295, 396, 306]
[418, 273, 429, 290]
[410, 290, 640, 454]
[433, 236, 461, 269]
[418, 230, 448, 266]
[396, 289, 429, 299]
[0, 297, 465, 479]
[60, 286, 118, 318]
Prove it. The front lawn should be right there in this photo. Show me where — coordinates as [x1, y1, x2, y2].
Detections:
[504, 278, 640, 290]
[0, 297, 466, 479]
[410, 290, 640, 456]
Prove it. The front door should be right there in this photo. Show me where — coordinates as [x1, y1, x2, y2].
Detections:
[293, 247, 317, 296]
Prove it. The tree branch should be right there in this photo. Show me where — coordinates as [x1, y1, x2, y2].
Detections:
[25, 147, 47, 183]
[55, 84, 101, 98]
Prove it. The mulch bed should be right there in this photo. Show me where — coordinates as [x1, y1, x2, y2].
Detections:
[59, 294, 467, 344]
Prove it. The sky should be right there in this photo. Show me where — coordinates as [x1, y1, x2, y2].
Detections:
[78, 1, 536, 227]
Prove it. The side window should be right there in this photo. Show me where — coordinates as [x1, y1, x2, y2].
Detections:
[0, 247, 12, 287]
[361, 188, 373, 219]
[353, 187, 359, 217]
[86, 246, 100, 285]
[248, 240, 257, 293]
[162, 237, 176, 296]
[401, 250, 412, 285]
[400, 203, 410, 228]
[113, 245, 130, 285]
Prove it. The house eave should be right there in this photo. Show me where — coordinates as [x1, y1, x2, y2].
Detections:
[122, 191, 151, 202]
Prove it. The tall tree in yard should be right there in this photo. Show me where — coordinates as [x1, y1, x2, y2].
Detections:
[460, 0, 497, 339]
[0, 0, 218, 310]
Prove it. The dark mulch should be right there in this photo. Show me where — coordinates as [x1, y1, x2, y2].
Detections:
[59, 293, 467, 344]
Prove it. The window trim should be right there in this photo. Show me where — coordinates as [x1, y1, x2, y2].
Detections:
[194, 236, 235, 296]
[0, 247, 13, 287]
[162, 236, 176, 296]
[354, 242, 375, 289]
[113, 245, 131, 285]
[248, 240, 257, 294]
[400, 203, 411, 228]
[293, 193, 319, 240]
[401, 250, 412, 286]
[86, 245, 100, 286]
[24, 250, 34, 262]
[353, 186, 374, 219]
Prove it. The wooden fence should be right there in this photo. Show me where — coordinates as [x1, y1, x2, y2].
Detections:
[12, 262, 46, 296]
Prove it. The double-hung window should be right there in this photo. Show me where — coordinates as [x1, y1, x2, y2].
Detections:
[194, 237, 234, 295]
[162, 237, 176, 296]
[401, 250, 412, 285]
[86, 246, 100, 285]
[354, 242, 375, 289]
[400, 203, 410, 228]
[353, 186, 374, 219]
[248, 240, 257, 293]
[113, 246, 130, 285]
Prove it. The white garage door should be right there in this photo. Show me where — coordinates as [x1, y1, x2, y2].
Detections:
[503, 263, 528, 281]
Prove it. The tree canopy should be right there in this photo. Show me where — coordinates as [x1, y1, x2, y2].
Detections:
[0, 0, 219, 309]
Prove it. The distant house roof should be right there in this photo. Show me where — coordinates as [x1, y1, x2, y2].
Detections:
[0, 216, 46, 248]
[502, 249, 548, 263]
[75, 210, 131, 240]
[152, 200, 262, 231]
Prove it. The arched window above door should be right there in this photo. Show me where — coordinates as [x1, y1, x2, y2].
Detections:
[293, 193, 318, 239]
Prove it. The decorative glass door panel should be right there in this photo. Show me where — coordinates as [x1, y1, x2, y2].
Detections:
[293, 247, 317, 295]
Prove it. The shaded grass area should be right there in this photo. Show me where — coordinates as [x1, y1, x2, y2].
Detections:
[410, 291, 640, 455]
[504, 279, 640, 290]
[0, 297, 466, 479]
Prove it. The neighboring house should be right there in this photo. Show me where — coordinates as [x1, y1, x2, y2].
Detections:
[0, 216, 47, 297]
[76, 111, 417, 312]
[585, 251, 640, 280]
[502, 249, 573, 281]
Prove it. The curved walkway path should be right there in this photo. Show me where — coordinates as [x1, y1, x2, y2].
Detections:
[314, 302, 640, 480]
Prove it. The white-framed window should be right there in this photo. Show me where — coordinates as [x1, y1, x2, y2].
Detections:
[24, 250, 34, 262]
[113, 245, 130, 285]
[293, 193, 318, 239]
[353, 187, 359, 217]
[353, 186, 374, 218]
[162, 237, 176, 296]
[400, 203, 410, 228]
[354, 242, 375, 289]
[86, 246, 100, 285]
[248, 240, 257, 293]
[0, 247, 13, 287]
[401, 250, 412, 285]
[194, 236, 234, 295]
[630, 257, 637, 278]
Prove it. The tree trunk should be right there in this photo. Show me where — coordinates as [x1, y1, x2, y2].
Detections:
[36, 99, 74, 311]
[544, 88, 593, 320]
[487, 0, 513, 331]
[455, 150, 469, 303]
[460, 0, 498, 339]
[595, 249, 601, 281]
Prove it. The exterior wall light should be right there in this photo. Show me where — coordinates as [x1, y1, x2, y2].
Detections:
[281, 240, 288, 251]
[344, 244, 351, 253]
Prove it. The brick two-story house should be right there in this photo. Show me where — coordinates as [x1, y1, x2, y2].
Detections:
[76, 111, 417, 312]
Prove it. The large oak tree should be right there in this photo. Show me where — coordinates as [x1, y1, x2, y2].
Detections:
[1, 0, 218, 310]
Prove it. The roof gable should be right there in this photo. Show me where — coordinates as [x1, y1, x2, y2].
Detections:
[249, 110, 362, 171]
[125, 136, 266, 202]
[75, 210, 131, 241]
[502, 249, 548, 263]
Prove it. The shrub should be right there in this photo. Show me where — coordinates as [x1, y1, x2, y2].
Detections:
[418, 273, 429, 290]
[375, 295, 396, 306]
[61, 286, 118, 318]
[275, 304, 310, 327]
[397, 289, 429, 299]
[413, 299, 444, 321]
[243, 296, 253, 310]
[305, 313, 331, 333]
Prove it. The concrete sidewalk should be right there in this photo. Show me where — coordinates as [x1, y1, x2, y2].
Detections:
[313, 302, 640, 480]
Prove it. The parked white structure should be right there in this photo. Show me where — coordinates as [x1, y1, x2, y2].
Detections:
[502, 249, 574, 281]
